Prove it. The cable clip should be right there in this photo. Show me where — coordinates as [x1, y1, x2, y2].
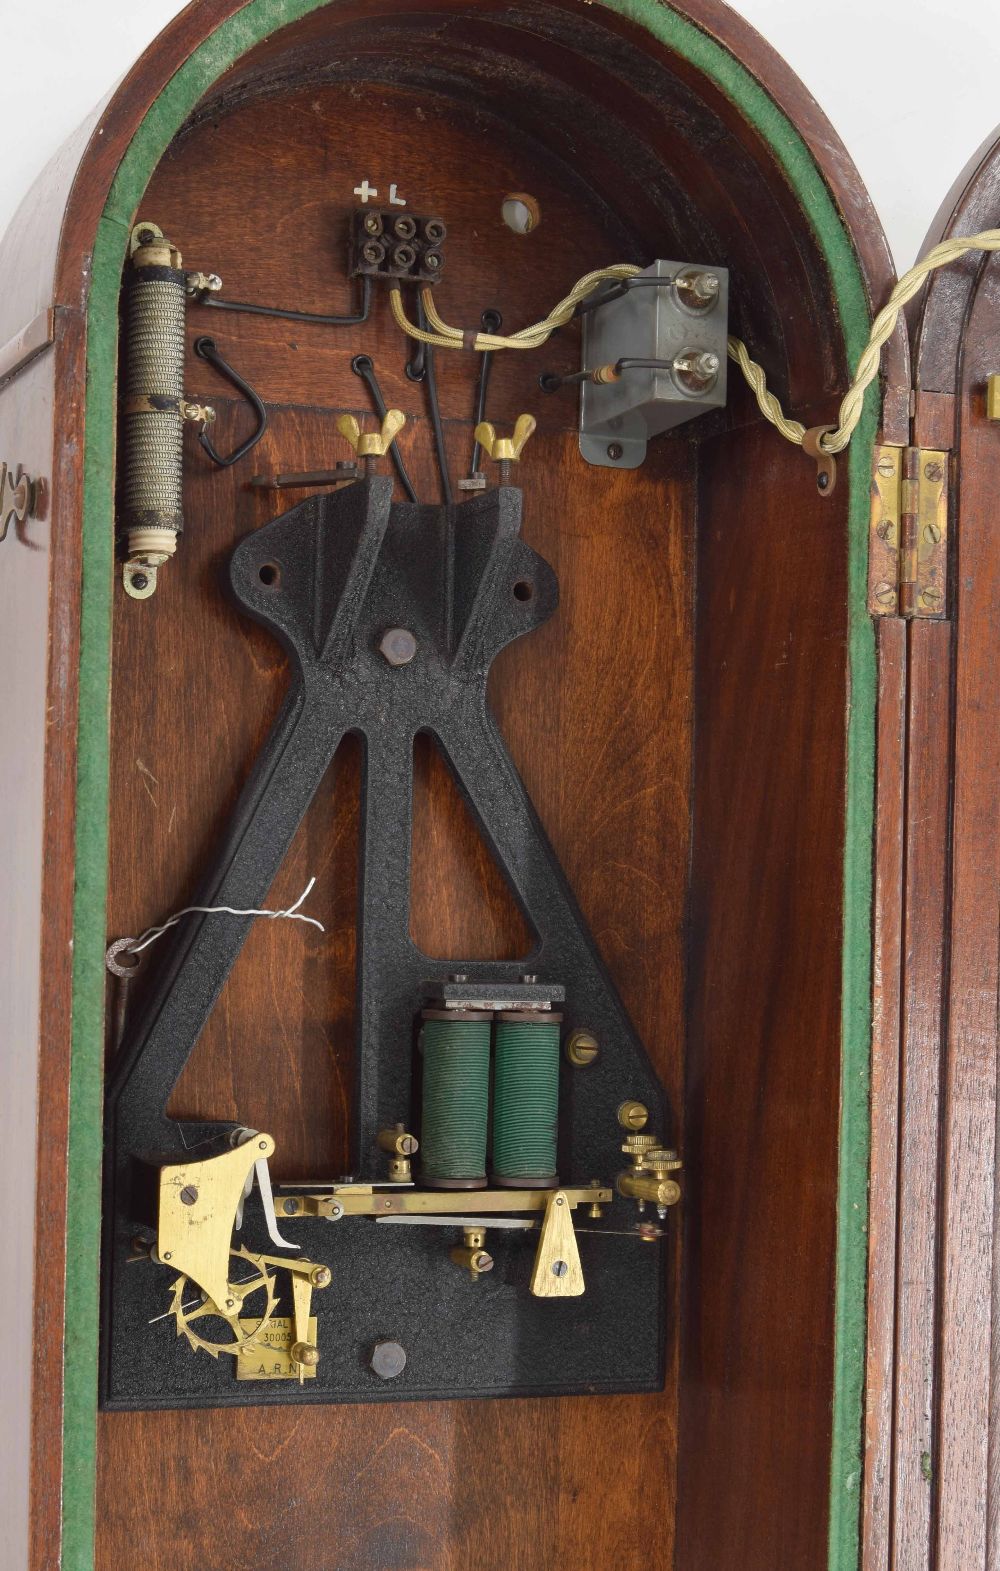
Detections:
[802, 425, 838, 497]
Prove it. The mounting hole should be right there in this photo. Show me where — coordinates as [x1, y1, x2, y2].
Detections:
[513, 579, 533, 602]
[258, 561, 282, 588]
[502, 193, 540, 235]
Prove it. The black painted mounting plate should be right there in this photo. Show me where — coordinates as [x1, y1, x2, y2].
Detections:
[101, 477, 671, 1408]
[102, 1198, 667, 1409]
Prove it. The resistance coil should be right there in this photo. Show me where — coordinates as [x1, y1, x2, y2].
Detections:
[419, 1011, 491, 1189]
[491, 1013, 561, 1187]
[121, 222, 209, 600]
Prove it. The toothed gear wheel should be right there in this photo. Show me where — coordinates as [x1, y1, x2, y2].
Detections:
[169, 1246, 279, 1359]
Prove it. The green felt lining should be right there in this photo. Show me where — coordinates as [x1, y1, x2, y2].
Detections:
[65, 4, 877, 1567]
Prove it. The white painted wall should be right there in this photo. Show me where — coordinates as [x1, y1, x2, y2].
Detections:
[2, 1, 997, 271]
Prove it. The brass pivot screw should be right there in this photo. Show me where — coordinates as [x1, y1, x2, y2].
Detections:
[450, 1227, 494, 1279]
[617, 1100, 649, 1132]
[565, 1029, 599, 1068]
[474, 413, 536, 483]
[310, 1264, 332, 1289]
[336, 409, 406, 471]
[377, 1123, 419, 1182]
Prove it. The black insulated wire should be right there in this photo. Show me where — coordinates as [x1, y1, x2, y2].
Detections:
[193, 337, 269, 468]
[573, 273, 678, 317]
[350, 353, 419, 504]
[469, 309, 502, 475]
[193, 274, 372, 328]
[540, 357, 675, 392]
[415, 294, 453, 506]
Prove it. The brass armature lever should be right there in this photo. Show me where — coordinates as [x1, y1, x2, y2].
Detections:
[337, 409, 406, 460]
[474, 413, 536, 464]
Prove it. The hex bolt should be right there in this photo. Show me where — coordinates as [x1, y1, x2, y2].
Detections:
[179, 1185, 198, 1206]
[370, 1340, 407, 1379]
[379, 627, 418, 666]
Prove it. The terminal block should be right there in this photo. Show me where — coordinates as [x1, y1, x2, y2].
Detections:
[349, 209, 446, 283]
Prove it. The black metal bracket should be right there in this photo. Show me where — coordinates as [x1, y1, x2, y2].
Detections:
[102, 476, 668, 1408]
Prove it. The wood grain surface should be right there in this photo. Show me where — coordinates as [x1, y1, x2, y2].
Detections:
[0, 1, 910, 1567]
[97, 78, 695, 1571]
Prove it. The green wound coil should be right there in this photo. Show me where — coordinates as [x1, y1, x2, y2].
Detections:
[491, 1014, 561, 1186]
[419, 1012, 491, 1188]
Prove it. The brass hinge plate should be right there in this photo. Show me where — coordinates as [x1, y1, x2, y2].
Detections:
[869, 445, 948, 618]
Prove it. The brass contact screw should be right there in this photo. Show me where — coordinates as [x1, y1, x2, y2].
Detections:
[337, 409, 406, 467]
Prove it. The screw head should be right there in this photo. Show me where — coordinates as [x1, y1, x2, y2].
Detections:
[310, 1265, 332, 1289]
[379, 627, 418, 666]
[607, 442, 624, 461]
[131, 572, 149, 591]
[179, 1185, 198, 1206]
[877, 456, 896, 478]
[924, 460, 944, 483]
[370, 1340, 407, 1379]
[551, 1260, 568, 1277]
[566, 1029, 599, 1067]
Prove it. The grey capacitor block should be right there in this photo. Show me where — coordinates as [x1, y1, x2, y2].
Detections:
[579, 259, 729, 469]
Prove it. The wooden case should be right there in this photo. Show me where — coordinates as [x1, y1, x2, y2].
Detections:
[0, 3, 996, 1569]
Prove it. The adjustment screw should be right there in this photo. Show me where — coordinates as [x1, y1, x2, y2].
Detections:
[370, 1340, 407, 1380]
[379, 627, 418, 666]
[566, 1029, 599, 1068]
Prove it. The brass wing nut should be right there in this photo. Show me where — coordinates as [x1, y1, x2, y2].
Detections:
[474, 413, 536, 464]
[337, 409, 406, 461]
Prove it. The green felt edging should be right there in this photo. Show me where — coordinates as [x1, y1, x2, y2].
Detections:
[65, 4, 878, 1567]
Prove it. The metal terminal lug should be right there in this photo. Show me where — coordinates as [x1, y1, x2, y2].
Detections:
[673, 268, 721, 312]
[185, 271, 222, 297]
[672, 348, 720, 395]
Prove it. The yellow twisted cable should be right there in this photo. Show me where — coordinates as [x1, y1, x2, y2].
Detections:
[392, 231, 1000, 459]
[728, 227, 1000, 453]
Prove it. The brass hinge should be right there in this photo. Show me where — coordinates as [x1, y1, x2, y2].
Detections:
[868, 445, 948, 618]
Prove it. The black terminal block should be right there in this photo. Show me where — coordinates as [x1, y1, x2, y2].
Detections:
[349, 209, 447, 283]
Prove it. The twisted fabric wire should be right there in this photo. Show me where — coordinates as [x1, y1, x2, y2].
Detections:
[390, 231, 1000, 457]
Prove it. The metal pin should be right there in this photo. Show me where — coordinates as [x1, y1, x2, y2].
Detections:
[459, 310, 502, 492]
